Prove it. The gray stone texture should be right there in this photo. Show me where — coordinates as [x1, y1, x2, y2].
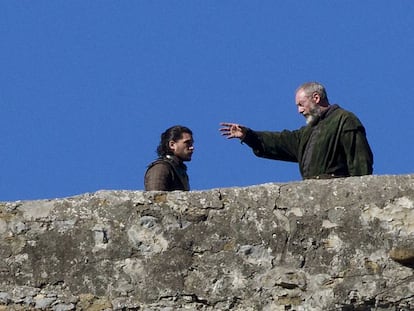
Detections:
[1, 174, 414, 310]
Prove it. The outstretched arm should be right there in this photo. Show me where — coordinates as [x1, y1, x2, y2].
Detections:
[219, 122, 248, 140]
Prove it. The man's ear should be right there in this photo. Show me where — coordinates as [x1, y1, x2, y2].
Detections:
[168, 140, 176, 151]
[312, 92, 321, 104]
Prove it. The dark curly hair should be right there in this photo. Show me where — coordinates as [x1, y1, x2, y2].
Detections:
[156, 125, 193, 157]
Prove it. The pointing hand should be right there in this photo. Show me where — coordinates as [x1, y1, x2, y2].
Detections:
[219, 122, 247, 140]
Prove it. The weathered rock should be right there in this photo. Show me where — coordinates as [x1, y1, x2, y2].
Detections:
[1, 174, 414, 310]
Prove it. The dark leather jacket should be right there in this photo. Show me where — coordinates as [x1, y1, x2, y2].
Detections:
[144, 155, 190, 191]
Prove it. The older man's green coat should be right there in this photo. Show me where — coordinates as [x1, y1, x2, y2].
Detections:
[243, 105, 373, 179]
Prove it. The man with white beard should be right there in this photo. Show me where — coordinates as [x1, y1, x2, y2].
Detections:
[219, 82, 373, 179]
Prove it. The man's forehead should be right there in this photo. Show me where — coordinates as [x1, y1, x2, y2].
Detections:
[296, 88, 307, 97]
[180, 133, 193, 141]
[295, 89, 308, 102]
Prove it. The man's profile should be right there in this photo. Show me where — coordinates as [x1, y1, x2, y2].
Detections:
[144, 125, 194, 191]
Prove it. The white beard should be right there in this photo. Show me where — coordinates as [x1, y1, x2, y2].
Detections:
[306, 104, 322, 126]
[306, 114, 317, 125]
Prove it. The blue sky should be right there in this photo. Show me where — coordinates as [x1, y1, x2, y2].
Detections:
[1, 1, 413, 201]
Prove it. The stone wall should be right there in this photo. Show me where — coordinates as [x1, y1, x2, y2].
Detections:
[1, 174, 414, 310]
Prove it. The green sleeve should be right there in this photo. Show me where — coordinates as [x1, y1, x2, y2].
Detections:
[341, 118, 374, 176]
[244, 129, 302, 162]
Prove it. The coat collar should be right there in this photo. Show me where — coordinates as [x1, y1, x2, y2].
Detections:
[310, 104, 340, 126]
[165, 154, 187, 170]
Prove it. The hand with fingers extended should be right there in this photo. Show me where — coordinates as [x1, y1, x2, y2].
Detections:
[219, 122, 248, 140]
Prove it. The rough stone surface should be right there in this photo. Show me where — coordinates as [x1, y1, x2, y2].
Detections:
[1, 174, 414, 310]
